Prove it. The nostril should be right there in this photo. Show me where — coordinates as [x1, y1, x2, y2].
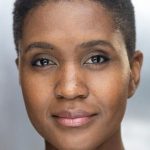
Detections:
[55, 90, 89, 100]
[78, 94, 87, 99]
[54, 79, 89, 100]
[56, 94, 65, 99]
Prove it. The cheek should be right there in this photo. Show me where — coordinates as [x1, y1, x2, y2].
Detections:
[88, 69, 129, 120]
[20, 71, 54, 121]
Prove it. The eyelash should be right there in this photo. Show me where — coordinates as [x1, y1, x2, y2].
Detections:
[31, 54, 109, 68]
[84, 55, 109, 65]
[32, 57, 56, 67]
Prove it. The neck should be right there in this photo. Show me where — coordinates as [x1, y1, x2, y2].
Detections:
[45, 128, 124, 150]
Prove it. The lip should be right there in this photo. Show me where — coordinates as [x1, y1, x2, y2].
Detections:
[52, 110, 97, 127]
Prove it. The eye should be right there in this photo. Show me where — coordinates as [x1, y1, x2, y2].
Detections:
[32, 57, 56, 67]
[85, 55, 109, 65]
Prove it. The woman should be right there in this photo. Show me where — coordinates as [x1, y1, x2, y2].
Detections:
[13, 0, 143, 149]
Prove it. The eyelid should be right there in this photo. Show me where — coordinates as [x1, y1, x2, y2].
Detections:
[32, 57, 56, 66]
[82, 50, 110, 63]
[31, 53, 58, 67]
[85, 55, 109, 66]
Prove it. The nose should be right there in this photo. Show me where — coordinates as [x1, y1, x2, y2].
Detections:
[54, 64, 89, 100]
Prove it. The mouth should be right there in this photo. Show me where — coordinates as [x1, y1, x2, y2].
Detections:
[52, 110, 98, 127]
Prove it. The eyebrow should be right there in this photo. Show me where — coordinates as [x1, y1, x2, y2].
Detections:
[79, 40, 115, 50]
[24, 40, 115, 53]
[24, 42, 54, 53]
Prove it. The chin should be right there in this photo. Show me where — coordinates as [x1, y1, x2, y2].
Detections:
[45, 130, 105, 150]
[47, 140, 99, 150]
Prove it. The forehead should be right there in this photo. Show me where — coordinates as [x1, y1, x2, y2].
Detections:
[23, 1, 115, 35]
[21, 0, 125, 54]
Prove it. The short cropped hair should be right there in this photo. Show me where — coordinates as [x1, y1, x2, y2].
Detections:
[13, 0, 136, 58]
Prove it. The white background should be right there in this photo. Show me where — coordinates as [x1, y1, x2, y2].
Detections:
[0, 0, 150, 149]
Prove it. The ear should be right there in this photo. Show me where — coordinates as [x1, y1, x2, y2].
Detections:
[15, 57, 19, 68]
[128, 50, 143, 98]
[15, 57, 21, 84]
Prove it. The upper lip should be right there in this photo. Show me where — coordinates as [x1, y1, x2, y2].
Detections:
[52, 110, 97, 119]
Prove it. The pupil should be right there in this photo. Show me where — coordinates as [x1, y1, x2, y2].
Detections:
[92, 56, 100, 63]
[41, 59, 48, 65]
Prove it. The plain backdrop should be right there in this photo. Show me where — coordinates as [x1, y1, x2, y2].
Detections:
[0, 0, 150, 150]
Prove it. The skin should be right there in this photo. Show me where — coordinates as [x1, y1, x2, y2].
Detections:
[16, 1, 143, 150]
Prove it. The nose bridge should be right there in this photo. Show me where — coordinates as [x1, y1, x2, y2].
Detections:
[54, 63, 88, 100]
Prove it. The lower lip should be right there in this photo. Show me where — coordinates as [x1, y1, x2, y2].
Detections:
[54, 116, 95, 127]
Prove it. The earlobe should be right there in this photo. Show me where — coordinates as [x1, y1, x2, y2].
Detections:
[15, 57, 21, 84]
[15, 58, 19, 69]
[128, 72, 136, 98]
[128, 50, 143, 98]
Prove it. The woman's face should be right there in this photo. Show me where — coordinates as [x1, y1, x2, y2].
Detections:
[17, 1, 139, 150]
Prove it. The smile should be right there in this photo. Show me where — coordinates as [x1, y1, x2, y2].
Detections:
[52, 110, 98, 127]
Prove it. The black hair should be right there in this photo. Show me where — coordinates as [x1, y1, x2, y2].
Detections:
[13, 0, 136, 58]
